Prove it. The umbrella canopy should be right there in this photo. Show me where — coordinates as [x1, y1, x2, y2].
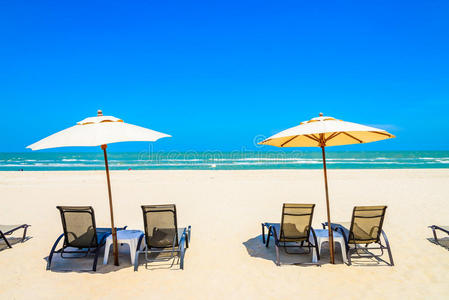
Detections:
[259, 113, 394, 264]
[27, 113, 170, 150]
[27, 110, 171, 267]
[259, 114, 394, 148]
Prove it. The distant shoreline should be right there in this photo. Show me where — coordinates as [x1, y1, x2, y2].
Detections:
[1, 151, 448, 171]
[1, 168, 448, 172]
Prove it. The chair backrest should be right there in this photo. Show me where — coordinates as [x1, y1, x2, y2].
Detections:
[57, 206, 98, 248]
[280, 203, 315, 242]
[141, 204, 178, 248]
[349, 206, 387, 244]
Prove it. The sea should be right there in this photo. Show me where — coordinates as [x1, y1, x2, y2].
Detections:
[0, 151, 448, 171]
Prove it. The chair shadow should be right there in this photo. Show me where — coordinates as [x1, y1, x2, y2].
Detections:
[242, 234, 391, 266]
[44, 244, 183, 273]
[0, 236, 33, 252]
[427, 237, 449, 251]
[345, 249, 393, 267]
[243, 234, 343, 266]
[135, 252, 183, 271]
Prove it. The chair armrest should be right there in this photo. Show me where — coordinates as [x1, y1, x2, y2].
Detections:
[429, 225, 449, 235]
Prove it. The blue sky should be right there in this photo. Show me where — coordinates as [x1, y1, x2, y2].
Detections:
[1, 1, 448, 152]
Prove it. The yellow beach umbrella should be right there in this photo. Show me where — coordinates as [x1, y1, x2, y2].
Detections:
[27, 110, 171, 266]
[259, 113, 395, 264]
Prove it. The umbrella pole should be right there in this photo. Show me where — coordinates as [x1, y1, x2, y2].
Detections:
[321, 146, 335, 264]
[102, 144, 119, 266]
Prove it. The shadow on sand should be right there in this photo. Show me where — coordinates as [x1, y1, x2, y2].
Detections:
[427, 237, 449, 251]
[242, 234, 387, 266]
[0, 236, 33, 252]
[44, 244, 183, 273]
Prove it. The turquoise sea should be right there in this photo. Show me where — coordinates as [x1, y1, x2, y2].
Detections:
[0, 151, 448, 171]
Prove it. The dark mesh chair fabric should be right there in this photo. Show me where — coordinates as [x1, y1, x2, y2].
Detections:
[142, 205, 178, 249]
[280, 204, 315, 243]
[349, 206, 386, 244]
[57, 206, 97, 248]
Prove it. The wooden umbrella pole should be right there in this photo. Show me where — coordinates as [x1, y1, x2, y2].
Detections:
[321, 145, 335, 264]
[101, 144, 119, 266]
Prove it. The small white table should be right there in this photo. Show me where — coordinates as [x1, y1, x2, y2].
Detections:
[309, 229, 348, 263]
[103, 230, 144, 265]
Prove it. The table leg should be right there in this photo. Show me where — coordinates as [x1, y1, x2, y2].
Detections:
[312, 247, 318, 263]
[312, 237, 324, 263]
[310, 234, 320, 263]
[103, 240, 112, 265]
[129, 240, 136, 265]
[339, 239, 348, 264]
[319, 239, 325, 261]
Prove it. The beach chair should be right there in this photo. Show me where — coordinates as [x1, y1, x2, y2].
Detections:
[47, 206, 126, 271]
[429, 225, 449, 248]
[0, 224, 30, 248]
[134, 204, 191, 271]
[323, 206, 394, 266]
[261, 204, 319, 266]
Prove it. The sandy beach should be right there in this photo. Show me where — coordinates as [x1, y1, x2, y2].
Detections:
[0, 169, 448, 299]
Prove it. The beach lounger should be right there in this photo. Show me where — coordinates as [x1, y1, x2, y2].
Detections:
[134, 204, 191, 271]
[0, 224, 30, 248]
[323, 206, 394, 266]
[429, 225, 449, 248]
[261, 203, 319, 266]
[47, 206, 126, 271]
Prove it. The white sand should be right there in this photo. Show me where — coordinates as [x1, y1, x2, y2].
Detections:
[0, 169, 448, 299]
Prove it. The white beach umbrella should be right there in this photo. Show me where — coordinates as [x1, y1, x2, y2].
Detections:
[27, 110, 171, 266]
[259, 113, 395, 264]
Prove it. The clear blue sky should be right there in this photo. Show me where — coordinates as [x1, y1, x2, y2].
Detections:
[1, 1, 448, 152]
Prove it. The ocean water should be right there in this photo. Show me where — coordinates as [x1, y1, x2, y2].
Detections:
[0, 151, 448, 171]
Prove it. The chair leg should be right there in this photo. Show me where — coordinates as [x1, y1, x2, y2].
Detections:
[180, 247, 185, 270]
[178, 231, 187, 270]
[21, 226, 29, 243]
[261, 224, 266, 244]
[0, 231, 12, 248]
[347, 248, 352, 266]
[184, 226, 191, 249]
[136, 234, 144, 253]
[93, 247, 100, 272]
[381, 230, 394, 266]
[311, 229, 320, 261]
[431, 226, 441, 246]
[47, 234, 64, 270]
[188, 226, 191, 243]
[266, 227, 272, 248]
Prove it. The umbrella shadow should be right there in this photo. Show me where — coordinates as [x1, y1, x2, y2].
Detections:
[0, 236, 33, 252]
